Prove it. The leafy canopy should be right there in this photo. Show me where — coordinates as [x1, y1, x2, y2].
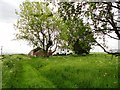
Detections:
[14, 0, 67, 56]
[58, 2, 95, 55]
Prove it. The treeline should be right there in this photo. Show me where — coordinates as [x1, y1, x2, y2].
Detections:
[14, 1, 120, 56]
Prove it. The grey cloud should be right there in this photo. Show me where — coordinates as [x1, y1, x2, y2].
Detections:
[0, 0, 19, 23]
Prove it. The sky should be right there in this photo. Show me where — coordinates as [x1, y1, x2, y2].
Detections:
[0, 0, 119, 54]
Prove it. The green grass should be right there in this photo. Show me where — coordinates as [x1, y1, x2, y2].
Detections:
[1, 53, 119, 88]
[0, 59, 2, 89]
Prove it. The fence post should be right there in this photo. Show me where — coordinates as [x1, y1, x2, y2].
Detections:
[1, 46, 3, 56]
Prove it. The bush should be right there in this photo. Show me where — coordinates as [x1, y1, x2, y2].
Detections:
[73, 39, 91, 55]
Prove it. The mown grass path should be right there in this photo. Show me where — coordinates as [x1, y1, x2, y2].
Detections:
[19, 62, 55, 88]
[2, 53, 119, 88]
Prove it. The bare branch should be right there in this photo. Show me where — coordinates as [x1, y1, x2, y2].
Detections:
[102, 31, 120, 40]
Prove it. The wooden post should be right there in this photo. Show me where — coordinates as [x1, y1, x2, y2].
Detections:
[1, 46, 3, 55]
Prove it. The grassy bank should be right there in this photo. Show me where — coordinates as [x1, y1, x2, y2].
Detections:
[1, 53, 118, 88]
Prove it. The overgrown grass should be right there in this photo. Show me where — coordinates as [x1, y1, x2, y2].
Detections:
[0, 58, 2, 89]
[1, 53, 119, 88]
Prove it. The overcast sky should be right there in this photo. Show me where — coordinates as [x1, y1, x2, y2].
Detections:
[0, 0, 119, 54]
[0, 0, 32, 54]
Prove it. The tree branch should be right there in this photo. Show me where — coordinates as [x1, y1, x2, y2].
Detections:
[102, 2, 120, 9]
[97, 18, 108, 22]
[114, 19, 120, 22]
[93, 29, 115, 32]
[52, 40, 58, 54]
[95, 40, 120, 56]
[102, 31, 120, 40]
[95, 40, 109, 53]
[111, 5, 120, 9]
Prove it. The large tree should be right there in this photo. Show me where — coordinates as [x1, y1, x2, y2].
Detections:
[85, 1, 120, 54]
[14, 1, 66, 56]
[58, 1, 120, 55]
[58, 2, 95, 55]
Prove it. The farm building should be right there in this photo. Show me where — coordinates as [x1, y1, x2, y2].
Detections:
[28, 47, 73, 56]
[28, 47, 52, 57]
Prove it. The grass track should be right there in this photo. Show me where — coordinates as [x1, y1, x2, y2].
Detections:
[1, 53, 119, 88]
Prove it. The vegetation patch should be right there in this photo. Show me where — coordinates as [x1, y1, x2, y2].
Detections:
[2, 53, 118, 88]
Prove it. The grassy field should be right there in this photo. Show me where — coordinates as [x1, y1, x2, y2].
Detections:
[1, 53, 119, 88]
[0, 59, 2, 89]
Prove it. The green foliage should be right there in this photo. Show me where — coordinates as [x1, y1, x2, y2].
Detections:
[58, 2, 95, 54]
[2, 54, 118, 88]
[14, 1, 66, 56]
